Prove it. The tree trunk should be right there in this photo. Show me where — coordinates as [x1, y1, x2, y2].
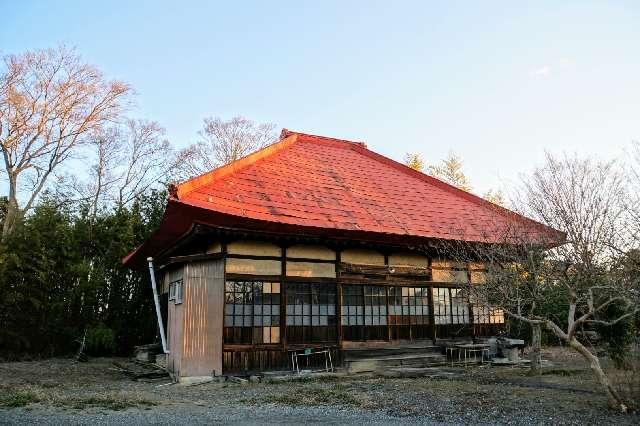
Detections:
[2, 175, 21, 240]
[567, 337, 627, 412]
[1, 198, 21, 240]
[529, 323, 542, 375]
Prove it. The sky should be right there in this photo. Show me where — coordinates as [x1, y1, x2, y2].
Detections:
[2, 1, 639, 196]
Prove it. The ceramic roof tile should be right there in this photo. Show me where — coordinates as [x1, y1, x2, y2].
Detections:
[172, 130, 561, 244]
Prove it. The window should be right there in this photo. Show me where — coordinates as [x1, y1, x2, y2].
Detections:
[342, 286, 364, 327]
[364, 286, 387, 326]
[472, 305, 504, 324]
[450, 288, 470, 324]
[388, 287, 429, 325]
[224, 281, 280, 344]
[341, 285, 387, 341]
[470, 294, 505, 324]
[433, 287, 470, 325]
[286, 282, 337, 343]
[433, 287, 451, 324]
[169, 279, 183, 304]
[388, 286, 430, 339]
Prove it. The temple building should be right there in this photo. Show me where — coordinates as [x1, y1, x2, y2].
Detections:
[123, 129, 560, 381]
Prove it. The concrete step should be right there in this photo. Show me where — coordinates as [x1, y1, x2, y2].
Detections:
[345, 353, 446, 373]
[344, 344, 442, 360]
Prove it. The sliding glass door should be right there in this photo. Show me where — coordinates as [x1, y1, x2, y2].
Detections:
[341, 284, 432, 341]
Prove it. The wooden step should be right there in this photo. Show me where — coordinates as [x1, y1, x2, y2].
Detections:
[345, 353, 446, 373]
[344, 344, 442, 360]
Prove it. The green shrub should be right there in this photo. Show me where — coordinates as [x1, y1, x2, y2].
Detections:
[0, 390, 40, 407]
[85, 324, 117, 355]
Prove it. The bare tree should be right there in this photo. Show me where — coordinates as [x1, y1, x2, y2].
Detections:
[82, 119, 176, 216]
[84, 127, 120, 218]
[177, 116, 276, 179]
[439, 152, 638, 411]
[622, 141, 640, 257]
[0, 46, 131, 237]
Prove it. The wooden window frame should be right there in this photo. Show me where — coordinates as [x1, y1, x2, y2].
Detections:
[169, 279, 183, 305]
[285, 281, 338, 344]
[223, 280, 281, 345]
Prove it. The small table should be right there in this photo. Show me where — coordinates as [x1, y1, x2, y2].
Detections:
[456, 343, 490, 366]
[445, 346, 459, 366]
[289, 348, 334, 374]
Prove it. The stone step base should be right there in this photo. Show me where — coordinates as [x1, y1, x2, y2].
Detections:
[345, 352, 446, 373]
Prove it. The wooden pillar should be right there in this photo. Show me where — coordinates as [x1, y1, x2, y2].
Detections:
[386, 286, 391, 341]
[468, 299, 475, 342]
[448, 287, 454, 339]
[280, 246, 287, 351]
[383, 253, 391, 342]
[428, 286, 436, 343]
[467, 266, 475, 342]
[335, 250, 343, 347]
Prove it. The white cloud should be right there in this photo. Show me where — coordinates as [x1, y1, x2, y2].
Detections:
[530, 65, 552, 78]
[559, 57, 573, 67]
[529, 58, 574, 79]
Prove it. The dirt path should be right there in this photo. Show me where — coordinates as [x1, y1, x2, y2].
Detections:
[0, 349, 637, 425]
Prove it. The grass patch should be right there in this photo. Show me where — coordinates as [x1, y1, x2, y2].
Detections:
[0, 384, 155, 412]
[267, 385, 361, 407]
[294, 374, 343, 384]
[541, 369, 584, 377]
[56, 395, 156, 411]
[0, 390, 40, 408]
[259, 373, 344, 385]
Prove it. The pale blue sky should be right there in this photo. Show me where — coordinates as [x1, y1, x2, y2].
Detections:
[2, 1, 639, 195]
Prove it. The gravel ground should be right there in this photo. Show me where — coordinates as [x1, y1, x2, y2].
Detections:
[0, 348, 637, 425]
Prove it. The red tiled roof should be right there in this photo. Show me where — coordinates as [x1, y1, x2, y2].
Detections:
[177, 130, 560, 241]
[123, 130, 563, 266]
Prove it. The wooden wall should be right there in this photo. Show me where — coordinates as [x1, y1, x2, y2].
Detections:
[166, 238, 494, 376]
[181, 259, 225, 378]
[341, 248, 385, 265]
[219, 240, 485, 284]
[165, 260, 225, 379]
[165, 267, 183, 376]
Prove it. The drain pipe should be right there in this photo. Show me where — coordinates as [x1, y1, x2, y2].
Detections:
[147, 257, 169, 354]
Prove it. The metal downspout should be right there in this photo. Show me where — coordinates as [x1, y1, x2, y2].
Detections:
[147, 257, 169, 354]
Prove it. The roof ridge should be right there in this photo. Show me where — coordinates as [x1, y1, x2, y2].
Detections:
[281, 128, 367, 149]
[171, 127, 558, 240]
[174, 129, 365, 199]
[172, 132, 299, 199]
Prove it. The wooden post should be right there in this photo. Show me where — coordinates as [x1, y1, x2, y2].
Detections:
[280, 246, 287, 351]
[383, 253, 391, 342]
[336, 250, 343, 347]
[386, 286, 391, 341]
[428, 286, 436, 343]
[530, 323, 542, 375]
[468, 303, 475, 342]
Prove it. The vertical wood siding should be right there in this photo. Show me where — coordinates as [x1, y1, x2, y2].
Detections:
[181, 259, 225, 377]
[166, 267, 184, 376]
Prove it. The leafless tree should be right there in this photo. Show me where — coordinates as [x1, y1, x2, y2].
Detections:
[177, 116, 276, 179]
[621, 141, 640, 258]
[82, 119, 177, 216]
[438, 152, 638, 412]
[0, 46, 131, 238]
